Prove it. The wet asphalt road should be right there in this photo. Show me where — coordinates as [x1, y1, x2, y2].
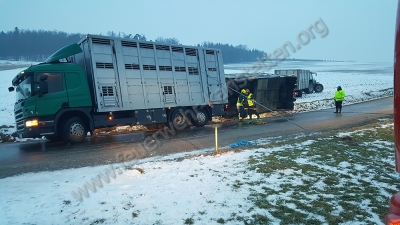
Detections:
[0, 97, 393, 179]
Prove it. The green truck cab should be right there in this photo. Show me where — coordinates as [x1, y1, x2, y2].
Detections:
[9, 44, 93, 143]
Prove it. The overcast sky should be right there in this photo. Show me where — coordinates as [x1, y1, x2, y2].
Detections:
[0, 0, 397, 62]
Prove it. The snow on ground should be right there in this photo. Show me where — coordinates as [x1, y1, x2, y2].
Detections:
[0, 148, 263, 224]
[0, 60, 39, 135]
[0, 122, 395, 224]
[0, 60, 37, 67]
[0, 68, 23, 137]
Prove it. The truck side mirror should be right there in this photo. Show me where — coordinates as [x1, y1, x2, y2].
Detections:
[8, 87, 14, 92]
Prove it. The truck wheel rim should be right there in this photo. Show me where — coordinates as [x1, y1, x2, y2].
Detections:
[197, 112, 206, 123]
[70, 122, 84, 138]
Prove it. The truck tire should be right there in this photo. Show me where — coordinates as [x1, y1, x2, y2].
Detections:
[191, 108, 209, 127]
[61, 117, 87, 144]
[304, 82, 314, 94]
[169, 108, 189, 130]
[314, 84, 324, 92]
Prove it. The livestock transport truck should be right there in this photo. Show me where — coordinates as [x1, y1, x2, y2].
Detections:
[8, 35, 228, 143]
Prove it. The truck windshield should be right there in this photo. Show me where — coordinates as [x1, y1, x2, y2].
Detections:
[15, 76, 32, 102]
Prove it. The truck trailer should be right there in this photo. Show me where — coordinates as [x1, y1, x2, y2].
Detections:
[224, 74, 296, 117]
[274, 69, 323, 97]
[8, 35, 228, 143]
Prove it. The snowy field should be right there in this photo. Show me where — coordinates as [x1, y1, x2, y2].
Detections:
[0, 60, 396, 224]
[225, 60, 393, 112]
[0, 60, 38, 137]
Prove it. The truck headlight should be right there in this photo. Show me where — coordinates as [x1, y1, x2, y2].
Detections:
[25, 119, 39, 128]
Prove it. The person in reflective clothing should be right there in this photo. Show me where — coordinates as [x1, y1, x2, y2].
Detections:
[237, 89, 247, 122]
[334, 86, 345, 113]
[246, 89, 260, 119]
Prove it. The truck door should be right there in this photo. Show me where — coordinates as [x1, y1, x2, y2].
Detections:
[35, 72, 68, 117]
[204, 50, 224, 102]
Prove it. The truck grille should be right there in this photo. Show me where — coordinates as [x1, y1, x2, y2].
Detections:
[15, 109, 23, 120]
[16, 120, 24, 133]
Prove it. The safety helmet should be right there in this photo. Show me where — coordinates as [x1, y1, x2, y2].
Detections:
[241, 89, 247, 94]
[337, 86, 341, 89]
[246, 89, 250, 94]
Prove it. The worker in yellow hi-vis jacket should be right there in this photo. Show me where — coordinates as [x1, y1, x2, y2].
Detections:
[237, 89, 247, 122]
[246, 89, 260, 119]
[334, 86, 345, 113]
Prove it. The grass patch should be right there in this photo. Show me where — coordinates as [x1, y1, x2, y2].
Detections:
[132, 211, 139, 218]
[227, 120, 396, 224]
[125, 166, 145, 174]
[184, 217, 194, 224]
[90, 219, 106, 225]
[63, 200, 71, 205]
[0, 132, 17, 143]
[216, 218, 225, 224]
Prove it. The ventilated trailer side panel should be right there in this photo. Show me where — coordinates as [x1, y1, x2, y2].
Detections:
[78, 35, 227, 113]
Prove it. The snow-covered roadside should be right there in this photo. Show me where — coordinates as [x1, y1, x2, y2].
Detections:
[292, 88, 393, 113]
[0, 68, 26, 142]
[0, 68, 21, 130]
[0, 121, 395, 224]
[0, 148, 265, 224]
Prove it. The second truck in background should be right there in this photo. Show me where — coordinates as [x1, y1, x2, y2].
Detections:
[275, 69, 324, 97]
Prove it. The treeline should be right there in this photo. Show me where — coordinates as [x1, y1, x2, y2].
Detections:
[0, 27, 264, 63]
[199, 42, 264, 64]
[0, 27, 84, 61]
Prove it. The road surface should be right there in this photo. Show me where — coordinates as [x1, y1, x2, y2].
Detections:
[0, 97, 393, 179]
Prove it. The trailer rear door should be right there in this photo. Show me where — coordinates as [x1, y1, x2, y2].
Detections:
[204, 50, 224, 102]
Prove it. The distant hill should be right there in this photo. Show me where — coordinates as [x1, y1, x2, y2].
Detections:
[0, 27, 344, 64]
[0, 27, 265, 64]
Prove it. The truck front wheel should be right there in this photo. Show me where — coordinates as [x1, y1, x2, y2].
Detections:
[61, 117, 87, 144]
[314, 84, 324, 92]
